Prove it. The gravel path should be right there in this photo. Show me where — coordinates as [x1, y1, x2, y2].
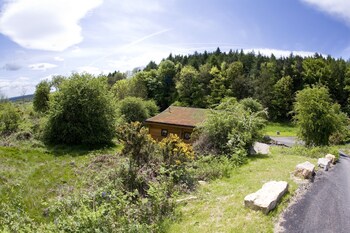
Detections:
[277, 152, 350, 233]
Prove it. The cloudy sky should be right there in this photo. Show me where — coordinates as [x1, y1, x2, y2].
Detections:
[0, 0, 350, 97]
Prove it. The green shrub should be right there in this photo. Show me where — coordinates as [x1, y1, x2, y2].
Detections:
[43, 73, 116, 145]
[190, 155, 234, 181]
[144, 99, 159, 117]
[117, 97, 158, 123]
[239, 97, 264, 114]
[0, 102, 20, 135]
[33, 80, 51, 113]
[194, 98, 267, 157]
[294, 86, 349, 146]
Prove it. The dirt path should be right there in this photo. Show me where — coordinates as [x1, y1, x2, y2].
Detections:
[277, 153, 350, 233]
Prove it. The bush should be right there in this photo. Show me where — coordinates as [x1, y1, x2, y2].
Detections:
[294, 86, 349, 146]
[0, 102, 20, 135]
[239, 97, 264, 114]
[190, 155, 234, 181]
[194, 98, 267, 157]
[159, 134, 195, 189]
[43, 73, 116, 145]
[33, 80, 50, 113]
[117, 97, 158, 123]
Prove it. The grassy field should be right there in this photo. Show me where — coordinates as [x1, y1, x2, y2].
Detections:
[0, 145, 121, 223]
[167, 146, 319, 233]
[264, 122, 298, 137]
[0, 142, 344, 231]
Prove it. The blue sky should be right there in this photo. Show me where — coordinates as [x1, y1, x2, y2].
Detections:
[0, 0, 350, 97]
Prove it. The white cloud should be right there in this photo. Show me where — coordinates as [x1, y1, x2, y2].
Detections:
[301, 0, 350, 25]
[54, 56, 64, 62]
[0, 77, 36, 97]
[0, 0, 103, 51]
[118, 0, 164, 13]
[28, 63, 57, 71]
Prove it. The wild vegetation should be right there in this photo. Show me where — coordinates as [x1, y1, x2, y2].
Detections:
[1, 49, 350, 232]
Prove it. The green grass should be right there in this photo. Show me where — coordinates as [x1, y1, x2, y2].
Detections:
[264, 122, 298, 137]
[0, 144, 121, 222]
[167, 146, 319, 233]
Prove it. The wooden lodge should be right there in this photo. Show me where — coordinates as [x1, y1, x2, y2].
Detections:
[144, 106, 208, 143]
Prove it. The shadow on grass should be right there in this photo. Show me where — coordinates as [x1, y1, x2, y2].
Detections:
[247, 153, 270, 162]
[45, 142, 120, 157]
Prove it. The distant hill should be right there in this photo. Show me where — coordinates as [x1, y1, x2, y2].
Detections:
[9, 94, 34, 102]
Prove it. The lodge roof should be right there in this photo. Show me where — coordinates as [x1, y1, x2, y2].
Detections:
[145, 106, 208, 128]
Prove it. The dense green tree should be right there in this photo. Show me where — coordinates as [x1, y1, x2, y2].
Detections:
[208, 66, 228, 106]
[44, 73, 116, 145]
[33, 80, 51, 113]
[117, 97, 158, 123]
[106, 71, 126, 87]
[142, 70, 162, 102]
[50, 75, 65, 91]
[144, 61, 158, 71]
[293, 86, 347, 146]
[225, 61, 252, 99]
[176, 65, 205, 107]
[157, 60, 177, 109]
[253, 62, 277, 107]
[112, 73, 147, 100]
[302, 58, 331, 86]
[270, 76, 294, 121]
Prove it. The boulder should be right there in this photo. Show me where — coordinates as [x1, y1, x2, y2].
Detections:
[244, 181, 288, 214]
[318, 158, 331, 171]
[250, 142, 270, 155]
[294, 161, 315, 179]
[325, 154, 336, 164]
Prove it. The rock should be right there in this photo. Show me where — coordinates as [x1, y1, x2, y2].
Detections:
[294, 161, 315, 179]
[318, 158, 331, 171]
[250, 142, 270, 155]
[244, 181, 288, 214]
[325, 154, 336, 164]
[198, 180, 207, 185]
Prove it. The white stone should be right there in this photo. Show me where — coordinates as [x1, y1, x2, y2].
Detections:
[325, 154, 336, 164]
[318, 158, 331, 170]
[198, 180, 207, 185]
[244, 181, 288, 214]
[250, 142, 270, 155]
[294, 161, 315, 179]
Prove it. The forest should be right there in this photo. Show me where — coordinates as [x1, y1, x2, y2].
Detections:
[107, 48, 350, 121]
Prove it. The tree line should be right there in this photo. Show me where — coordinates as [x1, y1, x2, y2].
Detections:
[106, 48, 350, 121]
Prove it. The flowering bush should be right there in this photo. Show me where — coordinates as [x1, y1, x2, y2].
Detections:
[159, 134, 195, 167]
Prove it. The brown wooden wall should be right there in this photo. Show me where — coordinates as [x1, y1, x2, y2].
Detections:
[146, 122, 194, 143]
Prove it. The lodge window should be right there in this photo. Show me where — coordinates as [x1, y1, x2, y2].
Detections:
[183, 132, 191, 140]
[161, 129, 168, 137]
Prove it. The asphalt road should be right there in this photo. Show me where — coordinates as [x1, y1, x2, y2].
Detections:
[270, 137, 299, 147]
[280, 153, 350, 233]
